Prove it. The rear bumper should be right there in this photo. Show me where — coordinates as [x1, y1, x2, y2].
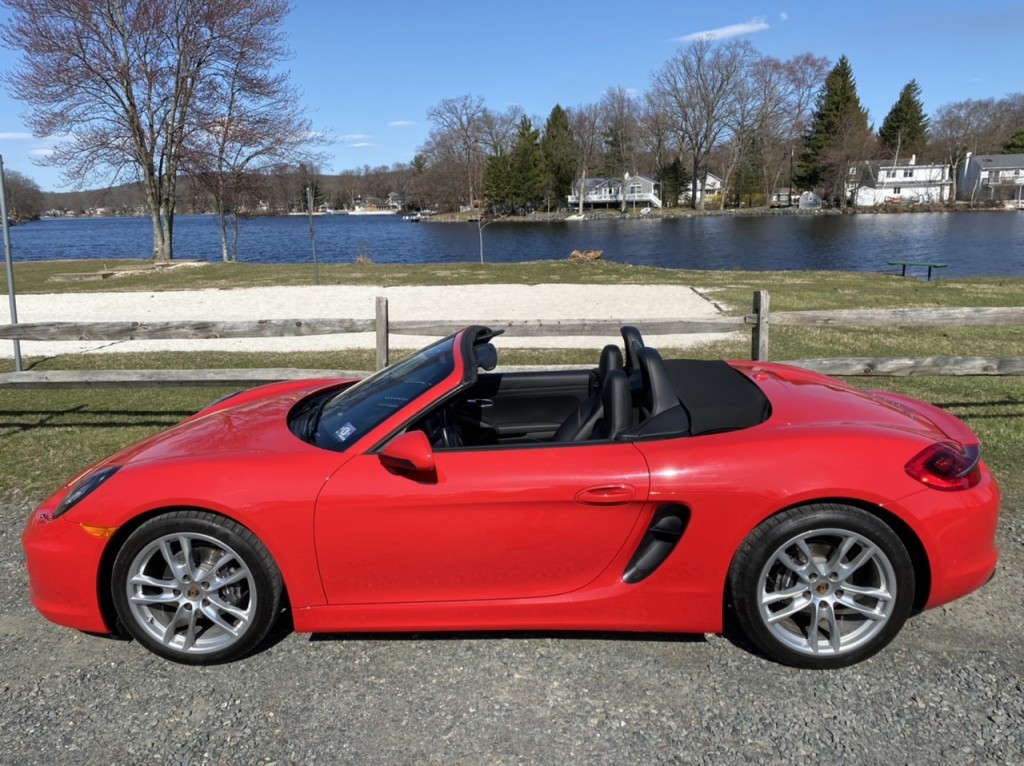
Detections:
[898, 468, 1000, 609]
[22, 499, 112, 634]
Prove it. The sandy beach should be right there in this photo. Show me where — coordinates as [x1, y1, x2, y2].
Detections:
[0, 283, 734, 357]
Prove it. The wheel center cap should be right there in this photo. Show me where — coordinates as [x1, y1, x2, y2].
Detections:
[187, 585, 202, 599]
[815, 582, 831, 597]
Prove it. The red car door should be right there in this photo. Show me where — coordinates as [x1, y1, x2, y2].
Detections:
[314, 442, 651, 604]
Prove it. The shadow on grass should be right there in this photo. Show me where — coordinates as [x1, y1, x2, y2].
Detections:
[0, 406, 194, 433]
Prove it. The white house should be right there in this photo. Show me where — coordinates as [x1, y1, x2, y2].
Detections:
[568, 175, 662, 209]
[846, 155, 952, 206]
[958, 152, 1024, 207]
[676, 172, 724, 206]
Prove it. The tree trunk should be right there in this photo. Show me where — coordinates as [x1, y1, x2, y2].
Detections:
[218, 204, 230, 262]
[690, 156, 700, 210]
[231, 213, 240, 262]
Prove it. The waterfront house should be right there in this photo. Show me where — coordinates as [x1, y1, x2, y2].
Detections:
[958, 152, 1024, 207]
[770, 189, 796, 207]
[350, 192, 403, 214]
[568, 175, 662, 209]
[679, 172, 724, 206]
[846, 155, 952, 207]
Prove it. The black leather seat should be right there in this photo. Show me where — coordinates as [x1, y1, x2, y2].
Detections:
[637, 346, 679, 419]
[592, 368, 631, 440]
[620, 326, 645, 378]
[554, 344, 623, 442]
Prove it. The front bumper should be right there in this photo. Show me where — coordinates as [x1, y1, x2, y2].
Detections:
[22, 497, 113, 634]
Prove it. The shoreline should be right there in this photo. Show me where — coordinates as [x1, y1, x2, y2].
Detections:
[17, 200, 1020, 226]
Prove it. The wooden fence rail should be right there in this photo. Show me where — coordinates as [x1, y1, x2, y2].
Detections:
[0, 292, 1021, 388]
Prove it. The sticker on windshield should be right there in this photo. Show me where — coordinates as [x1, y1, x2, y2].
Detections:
[335, 422, 357, 442]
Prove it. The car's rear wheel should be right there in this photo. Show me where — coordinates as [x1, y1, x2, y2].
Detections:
[729, 504, 914, 669]
[111, 510, 283, 664]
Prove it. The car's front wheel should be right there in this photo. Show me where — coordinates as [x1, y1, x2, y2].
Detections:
[111, 510, 283, 664]
[729, 504, 914, 669]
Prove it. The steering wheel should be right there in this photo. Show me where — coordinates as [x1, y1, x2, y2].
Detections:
[425, 406, 463, 448]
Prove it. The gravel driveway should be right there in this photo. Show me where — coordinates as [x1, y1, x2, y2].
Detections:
[2, 496, 1021, 765]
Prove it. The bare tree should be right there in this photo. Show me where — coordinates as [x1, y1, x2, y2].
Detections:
[186, 2, 319, 261]
[425, 95, 487, 210]
[931, 98, 1000, 203]
[478, 105, 525, 157]
[567, 103, 602, 215]
[767, 53, 830, 199]
[735, 53, 829, 205]
[599, 86, 640, 180]
[1, 167, 45, 220]
[637, 93, 675, 179]
[652, 38, 756, 209]
[821, 112, 877, 207]
[2, 0, 303, 260]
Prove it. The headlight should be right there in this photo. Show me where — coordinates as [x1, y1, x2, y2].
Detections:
[53, 466, 121, 519]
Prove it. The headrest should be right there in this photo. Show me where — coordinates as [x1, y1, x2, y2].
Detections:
[598, 344, 623, 383]
[637, 347, 678, 418]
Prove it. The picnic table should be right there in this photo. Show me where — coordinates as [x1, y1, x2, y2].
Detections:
[887, 260, 948, 281]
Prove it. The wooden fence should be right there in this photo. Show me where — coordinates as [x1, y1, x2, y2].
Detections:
[0, 292, 1021, 388]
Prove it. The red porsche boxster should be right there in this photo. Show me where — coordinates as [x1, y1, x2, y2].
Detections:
[22, 326, 999, 668]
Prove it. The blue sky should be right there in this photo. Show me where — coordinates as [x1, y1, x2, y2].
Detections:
[2, 1, 1023, 191]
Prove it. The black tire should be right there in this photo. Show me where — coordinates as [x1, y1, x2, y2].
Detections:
[728, 504, 914, 669]
[111, 510, 283, 664]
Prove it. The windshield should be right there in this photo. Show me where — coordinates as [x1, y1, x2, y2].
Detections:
[313, 334, 457, 451]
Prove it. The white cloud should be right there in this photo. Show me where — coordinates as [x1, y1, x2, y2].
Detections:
[349, 142, 375, 148]
[339, 133, 371, 142]
[780, 12, 789, 21]
[0, 132, 34, 140]
[674, 17, 770, 42]
[30, 147, 55, 157]
[388, 120, 416, 127]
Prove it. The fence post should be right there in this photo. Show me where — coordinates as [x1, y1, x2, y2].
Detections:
[375, 296, 389, 369]
[751, 290, 769, 361]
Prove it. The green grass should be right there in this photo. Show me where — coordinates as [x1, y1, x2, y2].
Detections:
[1, 262, 1021, 510]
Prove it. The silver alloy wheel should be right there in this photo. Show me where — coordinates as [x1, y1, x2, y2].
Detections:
[124, 531, 257, 655]
[756, 527, 899, 657]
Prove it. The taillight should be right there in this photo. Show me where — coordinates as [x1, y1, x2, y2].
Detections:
[905, 442, 981, 491]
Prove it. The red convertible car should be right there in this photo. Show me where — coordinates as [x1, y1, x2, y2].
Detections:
[23, 326, 999, 668]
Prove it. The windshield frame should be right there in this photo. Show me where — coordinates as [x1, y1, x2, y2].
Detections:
[311, 331, 464, 452]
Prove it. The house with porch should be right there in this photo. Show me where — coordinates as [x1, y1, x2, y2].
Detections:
[958, 152, 1024, 207]
[846, 155, 952, 207]
[679, 172, 724, 206]
[568, 175, 662, 209]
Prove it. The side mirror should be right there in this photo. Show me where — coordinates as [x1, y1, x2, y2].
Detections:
[378, 430, 436, 475]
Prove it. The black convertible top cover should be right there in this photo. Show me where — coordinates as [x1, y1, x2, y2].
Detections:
[662, 359, 771, 436]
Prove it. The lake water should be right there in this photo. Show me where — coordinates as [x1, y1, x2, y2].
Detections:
[6, 211, 1024, 277]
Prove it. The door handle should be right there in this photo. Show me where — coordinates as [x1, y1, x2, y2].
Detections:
[576, 485, 635, 505]
[466, 398, 494, 407]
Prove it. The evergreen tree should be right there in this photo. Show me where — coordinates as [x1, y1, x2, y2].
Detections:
[483, 151, 513, 209]
[483, 118, 545, 213]
[656, 158, 689, 208]
[795, 55, 871, 204]
[1002, 128, 1024, 154]
[878, 80, 929, 159]
[508, 116, 546, 210]
[540, 105, 577, 210]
